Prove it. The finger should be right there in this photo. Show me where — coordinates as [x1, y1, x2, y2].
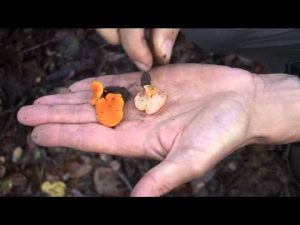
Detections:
[32, 123, 143, 157]
[34, 91, 91, 105]
[130, 147, 219, 197]
[68, 73, 140, 92]
[130, 159, 195, 197]
[119, 29, 153, 71]
[18, 99, 142, 126]
[17, 104, 96, 126]
[96, 28, 120, 45]
[152, 29, 180, 64]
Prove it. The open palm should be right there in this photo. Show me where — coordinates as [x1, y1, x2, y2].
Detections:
[18, 64, 257, 196]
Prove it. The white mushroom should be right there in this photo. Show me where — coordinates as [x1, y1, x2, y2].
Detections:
[134, 85, 167, 115]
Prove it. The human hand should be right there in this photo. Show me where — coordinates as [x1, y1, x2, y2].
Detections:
[96, 28, 180, 70]
[17, 64, 300, 196]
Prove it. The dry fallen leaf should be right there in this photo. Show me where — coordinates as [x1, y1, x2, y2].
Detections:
[64, 161, 92, 178]
[99, 154, 112, 162]
[35, 76, 41, 83]
[11, 173, 27, 187]
[34, 149, 41, 160]
[93, 167, 126, 197]
[0, 179, 12, 194]
[227, 162, 237, 171]
[110, 160, 121, 171]
[80, 156, 91, 165]
[0, 165, 6, 178]
[0, 156, 5, 163]
[41, 181, 66, 197]
[12, 147, 23, 163]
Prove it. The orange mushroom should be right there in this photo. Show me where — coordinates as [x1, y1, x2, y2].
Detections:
[90, 80, 129, 127]
[95, 93, 124, 127]
[90, 81, 104, 106]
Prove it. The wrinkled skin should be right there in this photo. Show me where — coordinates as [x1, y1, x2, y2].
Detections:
[18, 64, 259, 196]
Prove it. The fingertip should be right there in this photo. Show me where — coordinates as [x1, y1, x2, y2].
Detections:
[130, 182, 162, 197]
[131, 157, 199, 197]
[68, 80, 83, 92]
[68, 84, 76, 93]
[119, 29, 153, 71]
[33, 100, 40, 105]
[130, 170, 164, 197]
[152, 29, 179, 64]
[130, 184, 154, 197]
[17, 106, 31, 125]
[133, 60, 152, 71]
[33, 97, 43, 105]
[68, 77, 95, 92]
[31, 124, 56, 147]
[16, 107, 24, 124]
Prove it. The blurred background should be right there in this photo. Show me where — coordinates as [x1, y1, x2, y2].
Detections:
[0, 28, 299, 196]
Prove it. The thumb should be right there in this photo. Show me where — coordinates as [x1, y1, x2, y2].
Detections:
[152, 28, 180, 65]
[131, 140, 229, 197]
[131, 153, 211, 197]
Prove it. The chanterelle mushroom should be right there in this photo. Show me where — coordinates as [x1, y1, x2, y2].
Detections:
[90, 81, 104, 106]
[90, 81, 130, 127]
[95, 93, 124, 127]
[134, 72, 167, 115]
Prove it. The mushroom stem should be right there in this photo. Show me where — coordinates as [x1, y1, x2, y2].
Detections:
[141, 71, 151, 86]
[134, 72, 167, 115]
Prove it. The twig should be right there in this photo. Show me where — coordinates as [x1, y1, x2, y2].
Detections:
[118, 172, 133, 191]
[19, 38, 56, 55]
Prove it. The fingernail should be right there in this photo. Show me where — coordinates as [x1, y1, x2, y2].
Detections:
[134, 60, 150, 71]
[161, 39, 173, 63]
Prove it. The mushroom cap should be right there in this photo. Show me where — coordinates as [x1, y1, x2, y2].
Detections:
[91, 81, 104, 106]
[95, 93, 124, 127]
[134, 85, 167, 115]
[145, 92, 167, 114]
[134, 91, 148, 111]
